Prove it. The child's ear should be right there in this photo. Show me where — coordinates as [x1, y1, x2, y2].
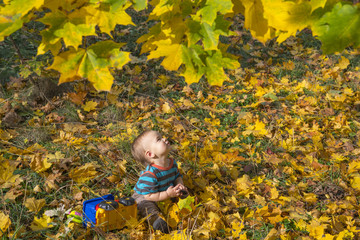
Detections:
[145, 150, 153, 158]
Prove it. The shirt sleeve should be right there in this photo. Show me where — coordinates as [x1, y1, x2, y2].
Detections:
[134, 171, 158, 195]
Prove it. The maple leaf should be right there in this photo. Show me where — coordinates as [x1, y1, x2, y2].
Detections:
[307, 219, 326, 239]
[0, 161, 20, 188]
[0, 212, 11, 236]
[243, 119, 268, 137]
[262, 0, 314, 42]
[236, 174, 253, 197]
[350, 174, 360, 191]
[337, 56, 350, 69]
[30, 214, 54, 231]
[48, 41, 130, 91]
[69, 162, 99, 183]
[30, 153, 52, 173]
[161, 102, 173, 114]
[84, 1, 134, 34]
[25, 197, 46, 213]
[0, 0, 44, 40]
[132, 0, 147, 11]
[82, 101, 98, 112]
[39, 9, 96, 50]
[4, 188, 23, 201]
[147, 39, 185, 71]
[54, 22, 95, 50]
[313, 3, 360, 53]
[181, 46, 206, 84]
[178, 195, 195, 211]
[239, 0, 274, 41]
[205, 51, 239, 86]
[197, 0, 233, 25]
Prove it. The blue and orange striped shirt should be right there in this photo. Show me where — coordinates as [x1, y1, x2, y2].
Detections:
[134, 159, 181, 195]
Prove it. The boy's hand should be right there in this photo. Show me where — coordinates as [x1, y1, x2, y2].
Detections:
[166, 186, 181, 198]
[174, 184, 189, 199]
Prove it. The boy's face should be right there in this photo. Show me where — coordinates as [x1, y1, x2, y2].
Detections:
[143, 131, 170, 159]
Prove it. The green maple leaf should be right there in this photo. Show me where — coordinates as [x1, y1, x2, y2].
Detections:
[197, 0, 233, 25]
[181, 46, 205, 84]
[313, 3, 360, 54]
[132, 0, 147, 11]
[0, 14, 23, 41]
[205, 51, 239, 86]
[178, 195, 195, 211]
[39, 10, 96, 50]
[85, 1, 134, 34]
[49, 41, 130, 91]
[37, 29, 62, 55]
[186, 19, 202, 46]
[200, 16, 232, 50]
[54, 22, 95, 50]
[200, 23, 218, 50]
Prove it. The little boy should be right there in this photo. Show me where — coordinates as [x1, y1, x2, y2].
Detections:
[131, 130, 188, 233]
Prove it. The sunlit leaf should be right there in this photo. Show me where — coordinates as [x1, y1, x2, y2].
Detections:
[69, 162, 99, 183]
[178, 195, 195, 211]
[30, 214, 54, 231]
[30, 153, 52, 173]
[25, 197, 46, 213]
[49, 41, 130, 91]
[147, 39, 184, 71]
[0, 212, 10, 236]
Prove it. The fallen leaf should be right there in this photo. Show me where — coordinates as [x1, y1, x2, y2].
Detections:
[25, 198, 46, 213]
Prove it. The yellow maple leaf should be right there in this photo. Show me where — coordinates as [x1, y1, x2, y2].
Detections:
[147, 39, 184, 71]
[84, 4, 134, 34]
[82, 101, 98, 112]
[348, 161, 360, 174]
[262, 0, 313, 42]
[241, 0, 271, 41]
[307, 219, 325, 239]
[243, 120, 268, 137]
[167, 204, 180, 229]
[337, 56, 350, 70]
[30, 214, 54, 231]
[69, 162, 99, 183]
[303, 192, 317, 204]
[162, 102, 174, 114]
[25, 198, 46, 213]
[0, 161, 20, 188]
[30, 153, 52, 173]
[264, 228, 278, 240]
[0, 129, 13, 141]
[350, 174, 360, 191]
[4, 188, 23, 201]
[236, 175, 253, 197]
[156, 74, 170, 87]
[0, 212, 11, 236]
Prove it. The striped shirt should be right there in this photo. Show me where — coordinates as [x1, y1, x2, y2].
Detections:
[134, 159, 181, 195]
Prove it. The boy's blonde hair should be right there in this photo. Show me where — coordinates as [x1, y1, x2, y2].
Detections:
[131, 130, 152, 165]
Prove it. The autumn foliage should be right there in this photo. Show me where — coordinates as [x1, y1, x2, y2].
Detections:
[1, 0, 360, 239]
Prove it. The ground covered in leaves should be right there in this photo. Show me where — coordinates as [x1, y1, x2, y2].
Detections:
[1, 28, 360, 239]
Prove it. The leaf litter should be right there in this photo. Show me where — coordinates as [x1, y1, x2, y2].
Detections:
[1, 31, 360, 239]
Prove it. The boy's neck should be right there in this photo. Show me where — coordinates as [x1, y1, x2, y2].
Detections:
[152, 157, 170, 168]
